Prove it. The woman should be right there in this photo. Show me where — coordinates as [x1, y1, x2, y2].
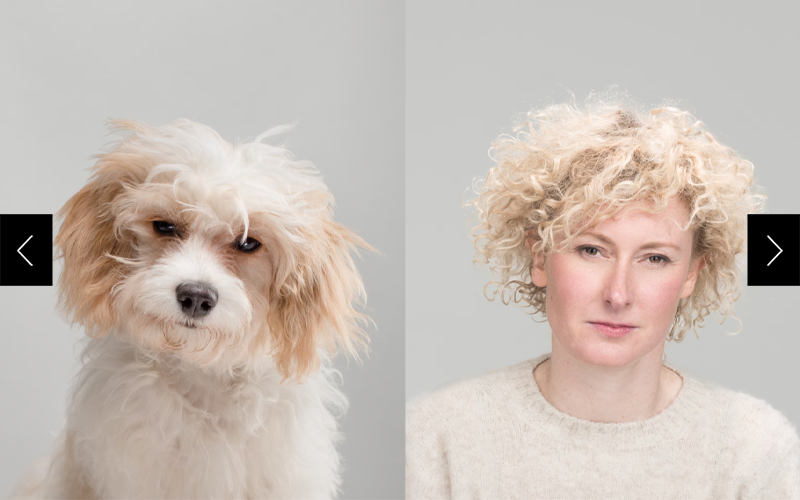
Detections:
[406, 99, 800, 499]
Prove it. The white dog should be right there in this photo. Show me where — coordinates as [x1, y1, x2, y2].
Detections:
[11, 120, 372, 499]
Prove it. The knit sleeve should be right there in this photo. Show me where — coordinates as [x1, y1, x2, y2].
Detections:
[737, 399, 800, 499]
[744, 426, 800, 499]
[406, 398, 451, 500]
[752, 434, 800, 499]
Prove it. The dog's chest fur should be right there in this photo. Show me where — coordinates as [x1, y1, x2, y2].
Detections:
[62, 337, 343, 499]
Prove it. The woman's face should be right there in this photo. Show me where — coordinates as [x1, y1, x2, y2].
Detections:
[530, 197, 704, 368]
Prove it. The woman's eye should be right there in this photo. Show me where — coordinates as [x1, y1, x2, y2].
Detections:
[153, 220, 177, 236]
[236, 237, 261, 252]
[648, 255, 670, 265]
[579, 246, 599, 256]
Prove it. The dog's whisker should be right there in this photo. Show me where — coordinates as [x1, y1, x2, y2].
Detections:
[104, 252, 146, 267]
[195, 328, 213, 353]
[161, 322, 184, 351]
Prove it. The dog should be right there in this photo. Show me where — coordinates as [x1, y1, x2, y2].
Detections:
[11, 119, 372, 499]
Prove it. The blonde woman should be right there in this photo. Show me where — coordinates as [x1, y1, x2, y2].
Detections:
[406, 99, 800, 499]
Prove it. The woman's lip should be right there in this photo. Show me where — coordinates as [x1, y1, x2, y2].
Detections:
[590, 322, 637, 337]
[591, 321, 636, 328]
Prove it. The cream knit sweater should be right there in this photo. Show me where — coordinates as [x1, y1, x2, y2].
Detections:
[406, 353, 800, 499]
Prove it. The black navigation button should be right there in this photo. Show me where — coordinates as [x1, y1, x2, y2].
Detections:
[747, 214, 800, 286]
[0, 214, 53, 286]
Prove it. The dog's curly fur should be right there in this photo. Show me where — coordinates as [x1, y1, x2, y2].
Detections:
[12, 120, 372, 499]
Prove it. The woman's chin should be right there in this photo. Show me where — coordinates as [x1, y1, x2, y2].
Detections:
[569, 342, 648, 369]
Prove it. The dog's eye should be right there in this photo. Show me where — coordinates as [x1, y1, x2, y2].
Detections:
[153, 220, 177, 236]
[236, 237, 261, 252]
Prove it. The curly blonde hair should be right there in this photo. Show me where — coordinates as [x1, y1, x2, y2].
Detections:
[470, 97, 766, 341]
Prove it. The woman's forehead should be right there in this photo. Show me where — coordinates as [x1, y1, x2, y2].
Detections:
[603, 198, 690, 227]
[556, 198, 693, 246]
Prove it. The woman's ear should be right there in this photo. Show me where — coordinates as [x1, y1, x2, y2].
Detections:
[680, 254, 706, 299]
[526, 238, 547, 288]
[266, 214, 374, 381]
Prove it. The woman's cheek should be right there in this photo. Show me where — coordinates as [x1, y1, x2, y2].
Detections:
[640, 271, 687, 316]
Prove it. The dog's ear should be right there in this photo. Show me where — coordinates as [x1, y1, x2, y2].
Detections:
[266, 215, 373, 381]
[55, 149, 140, 338]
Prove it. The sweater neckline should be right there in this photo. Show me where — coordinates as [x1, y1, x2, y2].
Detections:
[505, 352, 707, 449]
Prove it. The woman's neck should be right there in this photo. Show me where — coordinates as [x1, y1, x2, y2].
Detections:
[533, 345, 683, 423]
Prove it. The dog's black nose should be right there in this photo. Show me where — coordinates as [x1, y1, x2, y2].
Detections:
[176, 282, 218, 318]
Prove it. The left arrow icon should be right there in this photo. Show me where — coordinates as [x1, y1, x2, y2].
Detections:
[17, 235, 33, 266]
[0, 214, 53, 286]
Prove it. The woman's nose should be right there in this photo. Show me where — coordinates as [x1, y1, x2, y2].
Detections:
[604, 262, 632, 308]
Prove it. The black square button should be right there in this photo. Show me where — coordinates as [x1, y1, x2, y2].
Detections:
[747, 214, 800, 286]
[0, 214, 53, 286]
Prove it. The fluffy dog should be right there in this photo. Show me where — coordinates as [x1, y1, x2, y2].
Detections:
[12, 120, 372, 499]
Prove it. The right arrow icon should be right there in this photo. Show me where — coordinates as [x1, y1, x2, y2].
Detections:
[747, 214, 799, 286]
[767, 235, 783, 266]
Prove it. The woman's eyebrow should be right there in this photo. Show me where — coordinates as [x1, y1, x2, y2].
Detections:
[580, 232, 682, 251]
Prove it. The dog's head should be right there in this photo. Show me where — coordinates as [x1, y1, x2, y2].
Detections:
[55, 119, 371, 379]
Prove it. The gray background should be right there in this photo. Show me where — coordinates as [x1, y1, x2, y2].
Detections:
[406, 0, 800, 435]
[0, 1, 403, 498]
